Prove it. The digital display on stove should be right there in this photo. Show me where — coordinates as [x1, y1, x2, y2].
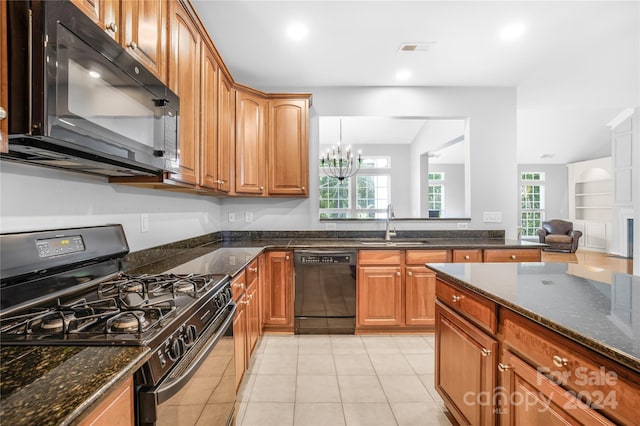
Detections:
[36, 235, 85, 258]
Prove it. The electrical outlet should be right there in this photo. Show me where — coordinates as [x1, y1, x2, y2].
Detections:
[457, 222, 469, 230]
[140, 213, 149, 233]
[245, 211, 253, 223]
[228, 213, 236, 223]
[483, 212, 502, 223]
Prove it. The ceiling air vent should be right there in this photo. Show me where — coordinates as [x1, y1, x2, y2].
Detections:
[398, 42, 435, 53]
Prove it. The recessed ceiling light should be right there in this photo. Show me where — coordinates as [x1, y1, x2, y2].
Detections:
[540, 153, 555, 159]
[88, 70, 101, 79]
[395, 70, 411, 81]
[287, 22, 309, 41]
[500, 23, 525, 41]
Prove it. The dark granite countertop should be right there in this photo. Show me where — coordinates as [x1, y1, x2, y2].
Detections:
[426, 262, 640, 373]
[0, 345, 150, 426]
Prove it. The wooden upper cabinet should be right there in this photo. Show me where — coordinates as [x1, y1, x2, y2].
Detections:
[121, 0, 167, 82]
[267, 98, 309, 196]
[235, 89, 266, 195]
[216, 73, 234, 193]
[100, 0, 120, 41]
[199, 41, 219, 190]
[70, 0, 101, 25]
[169, 1, 200, 185]
[0, 0, 8, 153]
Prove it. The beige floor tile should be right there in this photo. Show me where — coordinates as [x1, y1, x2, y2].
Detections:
[240, 402, 294, 426]
[338, 375, 387, 402]
[296, 375, 342, 402]
[342, 402, 398, 426]
[361, 336, 400, 354]
[391, 402, 451, 426]
[378, 375, 430, 403]
[333, 354, 376, 375]
[423, 334, 435, 348]
[419, 374, 444, 404]
[257, 353, 298, 375]
[404, 353, 435, 374]
[369, 354, 415, 375]
[263, 337, 299, 356]
[392, 335, 434, 354]
[298, 353, 337, 375]
[249, 375, 296, 402]
[294, 402, 346, 426]
[331, 336, 367, 354]
[237, 373, 257, 402]
[298, 336, 333, 354]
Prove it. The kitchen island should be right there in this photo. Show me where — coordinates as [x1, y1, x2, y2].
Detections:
[428, 262, 640, 425]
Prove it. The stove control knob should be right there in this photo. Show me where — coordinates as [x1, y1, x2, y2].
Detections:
[184, 325, 198, 345]
[169, 338, 185, 361]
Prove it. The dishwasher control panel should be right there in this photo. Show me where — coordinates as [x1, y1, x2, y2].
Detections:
[299, 255, 352, 264]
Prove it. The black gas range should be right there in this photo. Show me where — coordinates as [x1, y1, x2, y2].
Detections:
[0, 225, 237, 426]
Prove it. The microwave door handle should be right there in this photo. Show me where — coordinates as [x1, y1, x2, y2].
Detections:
[154, 303, 236, 404]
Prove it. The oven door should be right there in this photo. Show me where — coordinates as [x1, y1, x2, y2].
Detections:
[137, 303, 236, 426]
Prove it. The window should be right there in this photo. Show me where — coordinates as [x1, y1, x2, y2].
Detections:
[319, 156, 391, 219]
[520, 172, 545, 237]
[428, 172, 445, 217]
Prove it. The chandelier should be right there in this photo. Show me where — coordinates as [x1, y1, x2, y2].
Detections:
[320, 119, 362, 181]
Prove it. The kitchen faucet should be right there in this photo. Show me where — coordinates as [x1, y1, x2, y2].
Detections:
[385, 204, 396, 241]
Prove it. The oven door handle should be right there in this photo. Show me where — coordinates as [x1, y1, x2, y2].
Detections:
[154, 302, 236, 404]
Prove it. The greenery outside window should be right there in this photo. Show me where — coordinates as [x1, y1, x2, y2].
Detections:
[428, 172, 445, 218]
[520, 172, 545, 237]
[320, 157, 391, 219]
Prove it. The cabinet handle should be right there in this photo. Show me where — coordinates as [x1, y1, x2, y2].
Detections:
[301, 186, 306, 191]
[106, 22, 118, 33]
[452, 295, 463, 303]
[407, 271, 413, 276]
[552, 355, 568, 368]
[498, 363, 512, 372]
[128, 41, 137, 49]
[481, 348, 491, 357]
[248, 267, 258, 272]
[0, 107, 6, 121]
[510, 255, 517, 260]
[396, 271, 401, 276]
[260, 186, 264, 191]
[232, 282, 245, 289]
[464, 255, 470, 260]
[285, 255, 290, 260]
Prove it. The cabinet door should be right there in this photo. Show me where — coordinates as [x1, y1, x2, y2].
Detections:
[263, 251, 293, 329]
[436, 302, 497, 426]
[498, 350, 614, 426]
[121, 0, 167, 82]
[78, 377, 134, 426]
[405, 267, 436, 326]
[169, 2, 200, 185]
[267, 98, 308, 196]
[216, 73, 234, 193]
[0, 0, 7, 153]
[235, 90, 266, 195]
[357, 266, 403, 327]
[70, 0, 101, 25]
[100, 0, 120, 41]
[199, 42, 219, 190]
[233, 296, 247, 390]
[246, 282, 260, 355]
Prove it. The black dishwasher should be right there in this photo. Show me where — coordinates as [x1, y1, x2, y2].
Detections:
[294, 250, 357, 334]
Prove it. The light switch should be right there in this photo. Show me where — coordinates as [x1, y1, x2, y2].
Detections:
[483, 212, 502, 223]
[245, 211, 253, 223]
[140, 213, 149, 232]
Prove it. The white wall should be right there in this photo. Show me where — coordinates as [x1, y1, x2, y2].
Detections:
[223, 86, 518, 237]
[0, 162, 223, 251]
[428, 164, 466, 218]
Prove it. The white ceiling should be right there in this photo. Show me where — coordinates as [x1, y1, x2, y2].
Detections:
[192, 0, 639, 164]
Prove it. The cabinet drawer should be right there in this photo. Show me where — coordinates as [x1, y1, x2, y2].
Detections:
[245, 258, 259, 285]
[405, 250, 450, 264]
[231, 270, 246, 302]
[436, 279, 497, 334]
[502, 310, 640, 425]
[483, 248, 541, 262]
[452, 249, 482, 263]
[358, 250, 402, 265]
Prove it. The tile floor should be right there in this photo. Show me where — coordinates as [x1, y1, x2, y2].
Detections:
[236, 334, 452, 426]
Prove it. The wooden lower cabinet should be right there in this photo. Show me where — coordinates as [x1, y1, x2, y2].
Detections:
[78, 377, 134, 426]
[435, 301, 498, 425]
[498, 350, 614, 425]
[233, 292, 247, 390]
[357, 266, 403, 327]
[262, 250, 294, 332]
[405, 266, 436, 326]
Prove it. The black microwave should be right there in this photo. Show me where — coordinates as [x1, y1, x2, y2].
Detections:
[4, 0, 179, 177]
